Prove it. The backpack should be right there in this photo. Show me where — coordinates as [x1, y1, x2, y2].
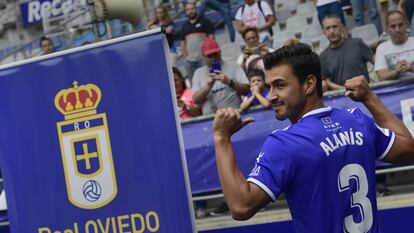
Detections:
[241, 0, 273, 36]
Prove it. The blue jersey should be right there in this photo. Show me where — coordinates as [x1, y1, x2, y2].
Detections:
[247, 107, 395, 233]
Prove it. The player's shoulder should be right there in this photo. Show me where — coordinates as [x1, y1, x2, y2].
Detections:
[344, 107, 367, 120]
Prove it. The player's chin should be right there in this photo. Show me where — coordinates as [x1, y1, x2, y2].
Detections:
[274, 110, 287, 121]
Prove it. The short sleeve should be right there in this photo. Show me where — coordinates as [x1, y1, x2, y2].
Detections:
[357, 38, 373, 62]
[180, 26, 186, 41]
[235, 7, 242, 21]
[191, 67, 206, 93]
[261, 1, 274, 16]
[319, 51, 331, 80]
[204, 18, 215, 35]
[234, 64, 249, 84]
[247, 135, 296, 201]
[374, 43, 387, 71]
[350, 108, 395, 160]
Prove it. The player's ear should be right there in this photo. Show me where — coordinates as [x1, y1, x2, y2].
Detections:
[304, 74, 317, 95]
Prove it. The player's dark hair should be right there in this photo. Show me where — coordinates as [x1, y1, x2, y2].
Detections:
[263, 43, 323, 97]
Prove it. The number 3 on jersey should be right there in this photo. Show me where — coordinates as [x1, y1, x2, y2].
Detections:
[338, 163, 373, 233]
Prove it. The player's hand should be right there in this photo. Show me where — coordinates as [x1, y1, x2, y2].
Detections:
[344, 76, 373, 102]
[213, 108, 255, 139]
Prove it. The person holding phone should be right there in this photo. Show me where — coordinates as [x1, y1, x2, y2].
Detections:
[192, 39, 250, 115]
[237, 28, 274, 73]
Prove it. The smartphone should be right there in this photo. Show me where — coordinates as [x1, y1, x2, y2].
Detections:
[210, 60, 221, 73]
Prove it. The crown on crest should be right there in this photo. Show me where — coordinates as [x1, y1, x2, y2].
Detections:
[54, 81, 102, 120]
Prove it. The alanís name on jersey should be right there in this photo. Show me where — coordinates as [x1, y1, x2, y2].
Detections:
[320, 129, 364, 156]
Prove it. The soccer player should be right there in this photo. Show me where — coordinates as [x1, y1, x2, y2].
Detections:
[212, 44, 414, 232]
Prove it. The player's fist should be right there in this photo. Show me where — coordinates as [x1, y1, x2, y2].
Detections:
[213, 108, 254, 139]
[344, 76, 373, 102]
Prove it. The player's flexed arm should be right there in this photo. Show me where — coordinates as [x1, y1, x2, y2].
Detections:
[344, 76, 414, 163]
[213, 108, 272, 220]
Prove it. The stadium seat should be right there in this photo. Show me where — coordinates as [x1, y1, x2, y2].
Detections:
[297, 2, 316, 23]
[232, 21, 246, 48]
[302, 24, 324, 45]
[351, 23, 379, 47]
[273, 30, 295, 49]
[318, 36, 330, 54]
[275, 8, 292, 28]
[284, 0, 299, 14]
[286, 15, 307, 39]
[216, 31, 230, 45]
[274, 0, 285, 10]
[221, 42, 242, 61]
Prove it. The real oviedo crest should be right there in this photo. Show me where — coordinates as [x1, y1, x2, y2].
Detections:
[55, 81, 117, 209]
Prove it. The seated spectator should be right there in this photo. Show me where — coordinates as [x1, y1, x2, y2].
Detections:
[199, 0, 235, 42]
[240, 69, 270, 111]
[237, 28, 273, 73]
[173, 67, 201, 119]
[146, 4, 175, 49]
[235, 0, 276, 48]
[320, 14, 374, 90]
[375, 10, 414, 81]
[40, 36, 55, 55]
[192, 38, 250, 115]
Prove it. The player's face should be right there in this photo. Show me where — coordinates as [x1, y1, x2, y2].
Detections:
[266, 64, 306, 122]
[387, 13, 407, 45]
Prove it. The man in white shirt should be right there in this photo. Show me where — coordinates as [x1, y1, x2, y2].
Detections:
[235, 0, 275, 48]
[375, 10, 414, 81]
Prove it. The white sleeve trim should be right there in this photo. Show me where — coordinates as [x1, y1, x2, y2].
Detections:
[378, 131, 396, 160]
[247, 177, 276, 201]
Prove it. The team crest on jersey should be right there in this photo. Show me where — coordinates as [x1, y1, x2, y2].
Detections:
[55, 81, 117, 209]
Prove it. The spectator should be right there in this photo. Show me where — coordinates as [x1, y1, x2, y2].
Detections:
[237, 28, 273, 72]
[180, 2, 215, 83]
[240, 69, 270, 111]
[199, 0, 236, 42]
[349, 0, 383, 35]
[235, 0, 276, 48]
[173, 67, 201, 119]
[146, 4, 175, 49]
[320, 15, 374, 90]
[40, 36, 55, 55]
[314, 0, 346, 27]
[375, 10, 414, 81]
[192, 38, 250, 115]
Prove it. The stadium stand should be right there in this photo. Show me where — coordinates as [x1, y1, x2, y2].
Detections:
[351, 23, 380, 48]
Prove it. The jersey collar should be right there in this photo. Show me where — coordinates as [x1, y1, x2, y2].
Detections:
[300, 106, 332, 120]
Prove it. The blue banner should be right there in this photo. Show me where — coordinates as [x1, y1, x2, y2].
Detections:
[19, 0, 86, 26]
[183, 80, 414, 194]
[0, 31, 195, 233]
